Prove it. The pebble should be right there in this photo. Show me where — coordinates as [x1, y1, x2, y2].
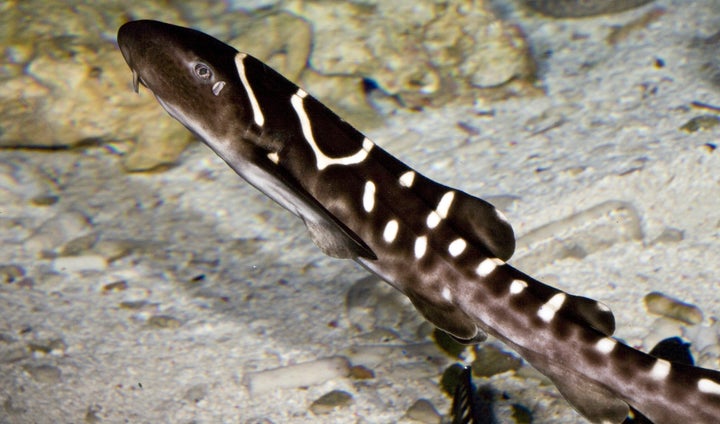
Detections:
[243, 356, 350, 395]
[24, 211, 93, 255]
[644, 291, 703, 325]
[22, 364, 62, 384]
[147, 315, 182, 329]
[51, 255, 108, 273]
[514, 200, 642, 272]
[0, 264, 25, 283]
[526, 0, 654, 17]
[404, 398, 441, 424]
[472, 345, 523, 377]
[309, 390, 354, 415]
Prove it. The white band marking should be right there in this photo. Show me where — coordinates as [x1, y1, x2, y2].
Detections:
[363, 181, 376, 213]
[538, 293, 566, 323]
[235, 53, 264, 127]
[291, 89, 374, 170]
[698, 378, 720, 395]
[414, 236, 428, 259]
[436, 191, 455, 218]
[649, 359, 671, 380]
[509, 279, 527, 295]
[448, 238, 467, 257]
[399, 171, 415, 188]
[383, 220, 399, 243]
[595, 338, 617, 354]
[476, 258, 503, 277]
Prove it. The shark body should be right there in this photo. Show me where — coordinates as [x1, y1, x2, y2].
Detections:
[117, 20, 720, 423]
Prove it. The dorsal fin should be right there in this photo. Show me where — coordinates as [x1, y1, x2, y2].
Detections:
[406, 171, 516, 261]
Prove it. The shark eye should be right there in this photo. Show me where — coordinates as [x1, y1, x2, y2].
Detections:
[193, 63, 213, 81]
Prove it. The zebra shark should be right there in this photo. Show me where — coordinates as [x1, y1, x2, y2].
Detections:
[117, 20, 720, 423]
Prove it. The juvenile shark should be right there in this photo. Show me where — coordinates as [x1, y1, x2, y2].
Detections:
[117, 20, 720, 423]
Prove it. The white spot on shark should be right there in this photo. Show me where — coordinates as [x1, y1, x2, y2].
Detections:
[595, 338, 617, 354]
[414, 236, 427, 259]
[267, 152, 279, 164]
[441, 286, 452, 302]
[235, 53, 264, 127]
[426, 211, 441, 229]
[509, 279, 527, 295]
[383, 220, 399, 243]
[436, 191, 455, 218]
[363, 181, 376, 213]
[698, 378, 720, 395]
[291, 89, 373, 170]
[448, 238, 467, 257]
[538, 293, 566, 323]
[399, 171, 415, 188]
[649, 359, 671, 380]
[476, 258, 503, 277]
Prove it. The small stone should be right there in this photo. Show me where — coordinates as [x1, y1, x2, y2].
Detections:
[0, 264, 25, 283]
[644, 292, 703, 325]
[309, 390, 353, 415]
[680, 115, 720, 133]
[147, 315, 182, 329]
[24, 211, 92, 255]
[349, 365, 375, 380]
[52, 255, 108, 273]
[244, 356, 350, 395]
[23, 364, 62, 383]
[183, 384, 208, 403]
[472, 345, 522, 377]
[650, 227, 684, 244]
[27, 338, 66, 355]
[405, 399, 441, 424]
[0, 345, 30, 363]
[102, 280, 128, 292]
[526, 0, 654, 17]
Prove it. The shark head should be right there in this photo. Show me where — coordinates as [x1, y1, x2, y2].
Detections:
[118, 20, 251, 144]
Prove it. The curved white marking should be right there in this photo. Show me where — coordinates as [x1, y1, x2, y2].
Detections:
[698, 378, 720, 395]
[448, 238, 466, 257]
[476, 258, 503, 277]
[595, 338, 617, 354]
[267, 152, 279, 164]
[291, 89, 373, 170]
[235, 53, 264, 127]
[426, 211, 441, 229]
[649, 359, 671, 381]
[414, 236, 428, 259]
[399, 171, 415, 188]
[383, 220, 399, 243]
[436, 191, 455, 218]
[441, 286, 452, 302]
[538, 293, 566, 323]
[212, 81, 226, 96]
[363, 181, 376, 213]
[509, 279, 527, 295]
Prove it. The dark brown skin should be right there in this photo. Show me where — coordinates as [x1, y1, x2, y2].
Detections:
[526, 0, 655, 17]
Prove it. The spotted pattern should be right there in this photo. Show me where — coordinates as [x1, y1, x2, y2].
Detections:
[595, 338, 617, 354]
[476, 257, 503, 277]
[698, 378, 720, 395]
[538, 293, 566, 323]
[448, 238, 467, 257]
[649, 359, 671, 380]
[383, 220, 399, 243]
[399, 171, 415, 188]
[363, 181, 376, 213]
[414, 236, 428, 259]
